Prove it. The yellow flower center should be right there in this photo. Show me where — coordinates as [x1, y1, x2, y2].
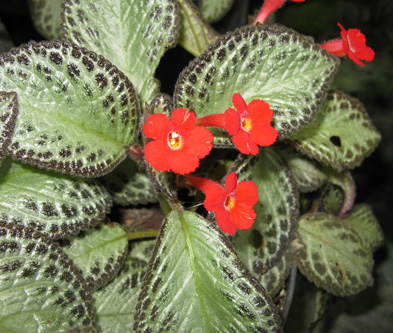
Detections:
[224, 194, 236, 211]
[241, 117, 253, 132]
[168, 131, 183, 150]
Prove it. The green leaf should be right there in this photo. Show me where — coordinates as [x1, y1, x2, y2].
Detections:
[134, 210, 282, 331]
[289, 91, 381, 171]
[62, 0, 179, 109]
[28, 0, 63, 40]
[0, 41, 140, 177]
[278, 147, 327, 193]
[174, 24, 339, 138]
[323, 166, 355, 216]
[293, 212, 374, 296]
[61, 223, 128, 291]
[319, 183, 345, 216]
[259, 248, 293, 297]
[94, 239, 154, 332]
[100, 157, 158, 206]
[233, 147, 299, 274]
[0, 158, 112, 239]
[344, 204, 384, 252]
[198, 0, 234, 23]
[147, 93, 173, 116]
[178, 0, 220, 56]
[0, 91, 18, 163]
[0, 222, 95, 332]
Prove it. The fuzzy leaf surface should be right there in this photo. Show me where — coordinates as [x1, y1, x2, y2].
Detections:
[0, 41, 139, 177]
[345, 204, 384, 252]
[198, 0, 234, 23]
[0, 91, 18, 162]
[94, 240, 154, 332]
[62, 0, 179, 108]
[28, 0, 63, 39]
[100, 157, 157, 206]
[234, 147, 299, 274]
[0, 158, 112, 239]
[279, 147, 327, 193]
[62, 223, 128, 291]
[289, 91, 381, 171]
[293, 212, 374, 296]
[175, 24, 339, 138]
[0, 222, 95, 332]
[134, 210, 282, 332]
[178, 0, 220, 56]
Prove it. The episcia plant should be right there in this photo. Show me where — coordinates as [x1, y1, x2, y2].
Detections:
[0, 0, 383, 331]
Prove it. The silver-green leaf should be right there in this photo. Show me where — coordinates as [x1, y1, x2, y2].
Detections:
[61, 223, 128, 291]
[289, 91, 381, 171]
[0, 157, 112, 239]
[0, 41, 140, 177]
[62, 0, 179, 109]
[198, 0, 234, 23]
[234, 147, 299, 274]
[174, 24, 339, 138]
[94, 239, 154, 332]
[28, 0, 63, 40]
[178, 0, 220, 56]
[293, 212, 374, 296]
[134, 210, 282, 331]
[0, 222, 95, 332]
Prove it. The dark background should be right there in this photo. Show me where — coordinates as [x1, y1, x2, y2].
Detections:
[0, 0, 392, 331]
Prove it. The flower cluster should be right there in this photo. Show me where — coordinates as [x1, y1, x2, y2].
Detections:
[142, 92, 276, 233]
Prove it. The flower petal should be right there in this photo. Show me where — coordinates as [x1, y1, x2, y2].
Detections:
[230, 203, 256, 230]
[250, 123, 278, 147]
[232, 93, 248, 114]
[144, 140, 170, 172]
[169, 149, 200, 174]
[224, 172, 238, 193]
[183, 126, 214, 158]
[204, 185, 226, 211]
[171, 108, 196, 131]
[235, 181, 259, 206]
[224, 107, 241, 135]
[143, 113, 170, 141]
[215, 209, 236, 234]
[248, 99, 273, 124]
[232, 130, 259, 155]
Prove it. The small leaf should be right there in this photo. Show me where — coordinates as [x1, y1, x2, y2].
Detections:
[323, 166, 355, 216]
[62, 0, 179, 109]
[0, 41, 140, 177]
[94, 239, 154, 332]
[0, 91, 18, 163]
[278, 147, 327, 193]
[28, 0, 63, 40]
[100, 157, 158, 206]
[134, 210, 282, 331]
[233, 147, 299, 274]
[344, 204, 384, 252]
[319, 183, 345, 216]
[198, 0, 234, 23]
[147, 93, 173, 116]
[0, 157, 112, 239]
[61, 223, 128, 291]
[0, 222, 95, 332]
[177, 0, 220, 56]
[174, 24, 339, 138]
[294, 212, 374, 296]
[289, 91, 381, 171]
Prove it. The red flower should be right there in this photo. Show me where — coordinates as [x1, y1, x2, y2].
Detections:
[320, 23, 375, 67]
[143, 108, 214, 174]
[185, 172, 259, 234]
[255, 0, 305, 25]
[225, 93, 278, 155]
